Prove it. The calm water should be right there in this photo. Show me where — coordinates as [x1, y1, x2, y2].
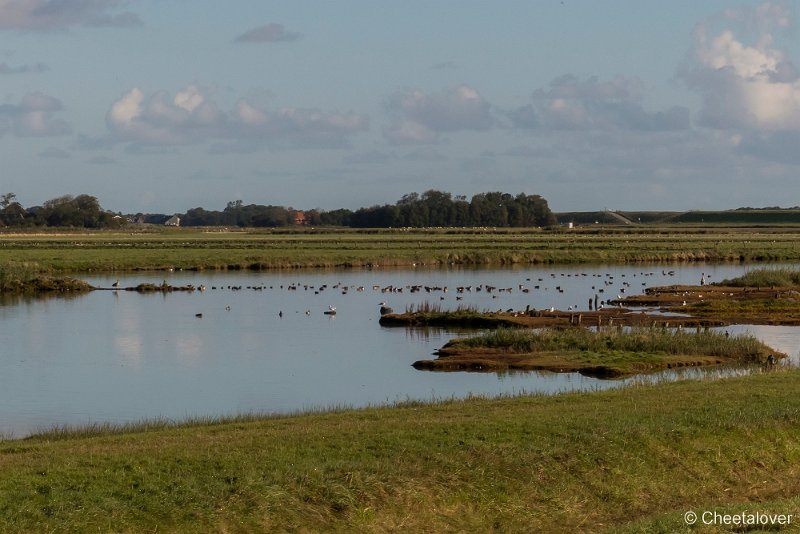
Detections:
[0, 263, 796, 437]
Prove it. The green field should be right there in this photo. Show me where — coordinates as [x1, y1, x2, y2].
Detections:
[1, 226, 800, 273]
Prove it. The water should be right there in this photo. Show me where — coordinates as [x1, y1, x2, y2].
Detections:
[0, 263, 796, 437]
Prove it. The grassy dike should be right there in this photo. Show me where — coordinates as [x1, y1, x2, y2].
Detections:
[1, 371, 800, 533]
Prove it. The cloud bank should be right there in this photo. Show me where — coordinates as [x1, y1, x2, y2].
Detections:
[383, 84, 493, 144]
[105, 85, 368, 149]
[509, 75, 690, 132]
[682, 1, 800, 130]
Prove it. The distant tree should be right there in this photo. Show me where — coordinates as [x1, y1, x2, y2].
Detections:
[0, 201, 27, 226]
[319, 208, 353, 226]
[36, 194, 106, 228]
[0, 192, 16, 209]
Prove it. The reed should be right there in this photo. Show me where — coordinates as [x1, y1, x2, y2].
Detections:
[720, 267, 800, 287]
[404, 301, 479, 314]
[0, 262, 40, 290]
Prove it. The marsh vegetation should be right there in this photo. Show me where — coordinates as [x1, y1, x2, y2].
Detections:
[415, 327, 780, 376]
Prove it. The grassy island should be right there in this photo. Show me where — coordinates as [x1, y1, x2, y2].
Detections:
[414, 327, 782, 377]
[0, 263, 92, 294]
[614, 268, 800, 324]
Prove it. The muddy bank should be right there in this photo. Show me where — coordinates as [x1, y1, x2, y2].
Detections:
[383, 281, 800, 331]
[380, 307, 727, 329]
[96, 283, 204, 293]
[2, 276, 206, 295]
[610, 284, 800, 325]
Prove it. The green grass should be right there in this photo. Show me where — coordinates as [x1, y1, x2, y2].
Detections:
[1, 371, 800, 532]
[454, 327, 773, 361]
[425, 327, 780, 376]
[0, 262, 92, 293]
[3, 227, 800, 272]
[720, 267, 800, 287]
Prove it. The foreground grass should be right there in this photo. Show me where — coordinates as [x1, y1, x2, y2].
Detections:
[2, 371, 800, 532]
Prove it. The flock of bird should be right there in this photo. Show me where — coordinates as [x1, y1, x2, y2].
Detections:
[108, 269, 694, 319]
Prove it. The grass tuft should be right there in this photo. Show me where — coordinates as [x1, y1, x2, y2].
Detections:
[453, 326, 774, 362]
[720, 267, 800, 287]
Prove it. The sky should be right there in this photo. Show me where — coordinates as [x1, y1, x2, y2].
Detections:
[1, 0, 800, 214]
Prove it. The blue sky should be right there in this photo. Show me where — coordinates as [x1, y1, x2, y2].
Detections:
[1, 1, 799, 214]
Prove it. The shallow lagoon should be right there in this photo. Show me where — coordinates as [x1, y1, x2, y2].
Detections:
[0, 263, 796, 437]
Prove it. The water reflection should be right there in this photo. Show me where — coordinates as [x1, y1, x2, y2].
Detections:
[0, 263, 797, 438]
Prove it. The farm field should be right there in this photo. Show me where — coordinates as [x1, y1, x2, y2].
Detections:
[1, 225, 800, 272]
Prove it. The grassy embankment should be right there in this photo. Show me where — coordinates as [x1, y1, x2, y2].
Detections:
[2, 227, 800, 273]
[414, 327, 780, 376]
[1, 370, 799, 532]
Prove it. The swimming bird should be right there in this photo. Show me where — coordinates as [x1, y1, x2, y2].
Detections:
[112, 280, 119, 288]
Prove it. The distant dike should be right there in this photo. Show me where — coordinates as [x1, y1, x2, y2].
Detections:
[555, 209, 800, 226]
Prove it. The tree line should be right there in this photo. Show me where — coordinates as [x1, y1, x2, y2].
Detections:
[0, 193, 125, 228]
[182, 191, 556, 228]
[0, 190, 557, 229]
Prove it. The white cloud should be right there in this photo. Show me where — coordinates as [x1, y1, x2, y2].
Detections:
[0, 91, 71, 136]
[105, 85, 368, 149]
[682, 1, 800, 130]
[0, 0, 142, 30]
[235, 23, 299, 43]
[383, 84, 492, 144]
[174, 85, 204, 113]
[509, 75, 689, 132]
